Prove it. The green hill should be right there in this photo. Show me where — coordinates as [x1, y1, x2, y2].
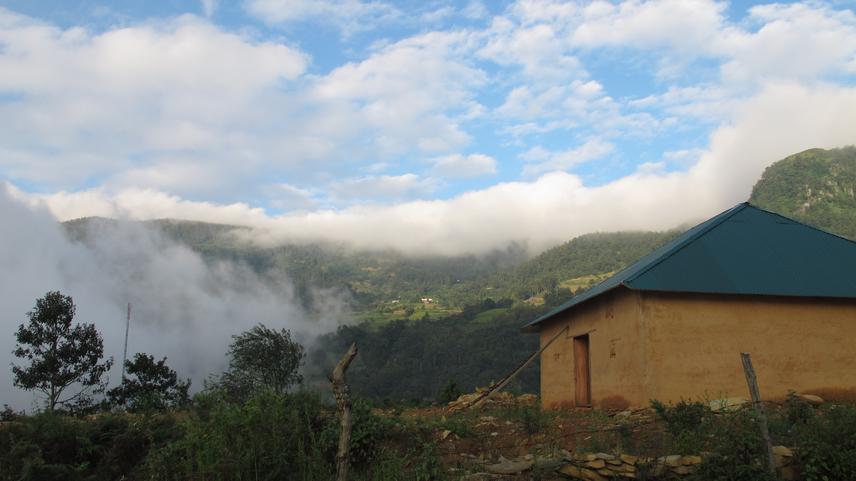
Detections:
[751, 146, 856, 239]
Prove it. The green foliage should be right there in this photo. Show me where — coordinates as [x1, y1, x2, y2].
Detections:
[436, 380, 462, 404]
[211, 323, 305, 400]
[695, 410, 775, 481]
[751, 146, 856, 239]
[107, 353, 191, 412]
[651, 399, 711, 455]
[784, 391, 814, 426]
[144, 391, 333, 481]
[308, 304, 541, 401]
[795, 404, 856, 481]
[651, 399, 708, 435]
[0, 412, 183, 481]
[12, 291, 113, 412]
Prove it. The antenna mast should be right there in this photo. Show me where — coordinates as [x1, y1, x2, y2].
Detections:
[121, 302, 131, 382]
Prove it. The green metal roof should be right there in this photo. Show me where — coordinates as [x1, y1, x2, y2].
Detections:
[523, 203, 856, 331]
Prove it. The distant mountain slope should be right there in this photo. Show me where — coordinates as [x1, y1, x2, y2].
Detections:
[61, 216, 677, 320]
[751, 146, 856, 239]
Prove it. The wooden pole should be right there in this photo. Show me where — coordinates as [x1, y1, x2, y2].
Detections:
[740, 352, 776, 477]
[332, 343, 358, 481]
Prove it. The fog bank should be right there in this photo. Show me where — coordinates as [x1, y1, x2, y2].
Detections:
[0, 185, 348, 410]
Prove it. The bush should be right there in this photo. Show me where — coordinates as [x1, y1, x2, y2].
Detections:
[144, 390, 333, 481]
[695, 409, 775, 481]
[651, 399, 710, 454]
[796, 404, 856, 481]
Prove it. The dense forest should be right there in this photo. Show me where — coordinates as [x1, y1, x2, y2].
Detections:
[751, 146, 856, 239]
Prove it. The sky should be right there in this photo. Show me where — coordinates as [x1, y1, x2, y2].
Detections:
[2, 0, 856, 254]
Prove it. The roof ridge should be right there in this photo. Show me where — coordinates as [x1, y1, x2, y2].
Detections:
[623, 202, 749, 284]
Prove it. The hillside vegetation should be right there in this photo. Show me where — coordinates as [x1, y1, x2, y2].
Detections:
[751, 146, 856, 239]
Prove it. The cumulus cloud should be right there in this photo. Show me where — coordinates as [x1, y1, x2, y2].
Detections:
[0, 185, 348, 410]
[328, 174, 440, 202]
[431, 153, 497, 178]
[17, 83, 856, 257]
[520, 138, 614, 176]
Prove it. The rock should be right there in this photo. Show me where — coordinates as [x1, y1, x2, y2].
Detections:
[681, 455, 702, 465]
[523, 453, 535, 461]
[557, 464, 584, 479]
[662, 455, 682, 467]
[485, 458, 533, 475]
[594, 453, 616, 461]
[439, 429, 452, 440]
[615, 410, 632, 418]
[798, 394, 824, 405]
[619, 454, 638, 465]
[672, 465, 693, 475]
[606, 458, 622, 466]
[584, 454, 598, 462]
[772, 446, 793, 457]
[586, 459, 606, 469]
[708, 397, 749, 412]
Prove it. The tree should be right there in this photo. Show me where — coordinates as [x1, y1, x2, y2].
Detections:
[215, 324, 305, 399]
[12, 291, 113, 412]
[107, 353, 191, 412]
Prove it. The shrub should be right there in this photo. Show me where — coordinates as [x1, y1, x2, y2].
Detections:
[650, 399, 710, 454]
[796, 404, 856, 481]
[695, 409, 775, 481]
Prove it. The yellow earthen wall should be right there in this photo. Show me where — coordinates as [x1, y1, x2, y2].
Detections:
[539, 288, 648, 410]
[641, 292, 856, 404]
[539, 290, 856, 408]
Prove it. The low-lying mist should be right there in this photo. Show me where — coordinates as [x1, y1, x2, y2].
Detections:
[0, 185, 350, 410]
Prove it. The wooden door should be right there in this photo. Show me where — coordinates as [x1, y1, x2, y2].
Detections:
[573, 334, 591, 407]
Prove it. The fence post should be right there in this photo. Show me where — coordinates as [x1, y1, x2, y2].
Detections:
[740, 352, 776, 477]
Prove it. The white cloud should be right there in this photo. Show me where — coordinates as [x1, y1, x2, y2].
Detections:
[328, 174, 440, 202]
[311, 30, 486, 156]
[431, 153, 497, 178]
[570, 0, 727, 53]
[19, 83, 856, 257]
[521, 138, 614, 176]
[0, 10, 309, 196]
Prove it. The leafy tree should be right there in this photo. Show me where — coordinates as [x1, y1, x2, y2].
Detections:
[215, 324, 305, 399]
[12, 291, 113, 412]
[108, 353, 191, 412]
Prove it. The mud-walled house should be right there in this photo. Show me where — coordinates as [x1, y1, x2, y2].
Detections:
[523, 203, 856, 409]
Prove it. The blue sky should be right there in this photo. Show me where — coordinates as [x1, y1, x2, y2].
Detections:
[2, 0, 856, 254]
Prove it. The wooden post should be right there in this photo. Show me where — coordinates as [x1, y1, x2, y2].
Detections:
[332, 343, 358, 481]
[740, 352, 776, 477]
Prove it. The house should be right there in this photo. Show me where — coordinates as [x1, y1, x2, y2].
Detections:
[523, 203, 856, 409]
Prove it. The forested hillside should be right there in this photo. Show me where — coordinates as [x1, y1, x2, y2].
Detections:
[751, 146, 856, 239]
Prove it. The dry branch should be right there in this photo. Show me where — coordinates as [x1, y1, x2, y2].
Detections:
[332, 342, 358, 481]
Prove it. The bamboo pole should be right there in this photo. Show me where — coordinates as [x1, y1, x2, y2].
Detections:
[740, 352, 776, 477]
[332, 343, 358, 481]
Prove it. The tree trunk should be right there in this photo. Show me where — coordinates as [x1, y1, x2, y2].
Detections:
[332, 343, 358, 481]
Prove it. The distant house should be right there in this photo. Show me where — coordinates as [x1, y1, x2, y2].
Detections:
[524, 203, 856, 409]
